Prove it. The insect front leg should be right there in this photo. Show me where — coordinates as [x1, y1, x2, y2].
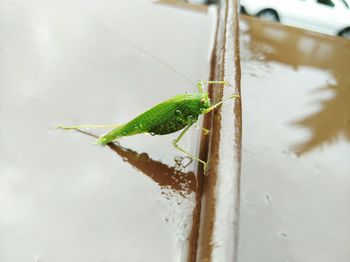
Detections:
[202, 94, 240, 114]
[172, 123, 207, 170]
[202, 80, 231, 85]
[197, 80, 231, 93]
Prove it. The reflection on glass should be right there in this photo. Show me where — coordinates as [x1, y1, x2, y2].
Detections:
[242, 18, 350, 154]
[77, 130, 196, 193]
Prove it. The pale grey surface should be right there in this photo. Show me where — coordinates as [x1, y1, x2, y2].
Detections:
[239, 19, 350, 262]
[0, 1, 211, 261]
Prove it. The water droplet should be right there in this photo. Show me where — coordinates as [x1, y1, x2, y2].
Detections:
[122, 131, 127, 135]
[187, 115, 193, 121]
[265, 194, 272, 205]
[176, 109, 182, 115]
[150, 132, 156, 136]
[138, 123, 143, 128]
[280, 232, 287, 238]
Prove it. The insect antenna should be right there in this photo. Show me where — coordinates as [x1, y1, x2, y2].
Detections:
[92, 18, 195, 86]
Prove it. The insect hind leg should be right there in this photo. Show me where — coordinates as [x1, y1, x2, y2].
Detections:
[172, 123, 207, 170]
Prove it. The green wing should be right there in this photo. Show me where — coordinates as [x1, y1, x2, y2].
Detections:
[97, 94, 201, 145]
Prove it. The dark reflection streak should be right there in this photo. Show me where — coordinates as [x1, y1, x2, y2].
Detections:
[242, 16, 350, 154]
[76, 130, 196, 193]
[292, 82, 350, 154]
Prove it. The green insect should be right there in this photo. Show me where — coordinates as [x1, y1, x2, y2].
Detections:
[59, 80, 238, 169]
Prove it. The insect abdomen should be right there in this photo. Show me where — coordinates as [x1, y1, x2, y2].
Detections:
[148, 100, 200, 135]
[148, 112, 195, 135]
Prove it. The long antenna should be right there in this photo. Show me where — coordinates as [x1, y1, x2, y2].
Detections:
[92, 18, 195, 85]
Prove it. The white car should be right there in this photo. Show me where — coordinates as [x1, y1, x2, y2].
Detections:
[240, 0, 350, 39]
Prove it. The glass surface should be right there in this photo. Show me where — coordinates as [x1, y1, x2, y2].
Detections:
[239, 17, 350, 262]
[0, 1, 213, 261]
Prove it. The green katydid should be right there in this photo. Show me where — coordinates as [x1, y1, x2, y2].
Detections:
[59, 80, 238, 169]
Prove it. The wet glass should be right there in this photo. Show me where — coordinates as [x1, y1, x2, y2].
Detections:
[0, 0, 214, 261]
[239, 16, 350, 262]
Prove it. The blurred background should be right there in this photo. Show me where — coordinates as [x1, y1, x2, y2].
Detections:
[187, 0, 350, 39]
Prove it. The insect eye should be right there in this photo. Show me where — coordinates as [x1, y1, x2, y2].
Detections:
[200, 98, 206, 104]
